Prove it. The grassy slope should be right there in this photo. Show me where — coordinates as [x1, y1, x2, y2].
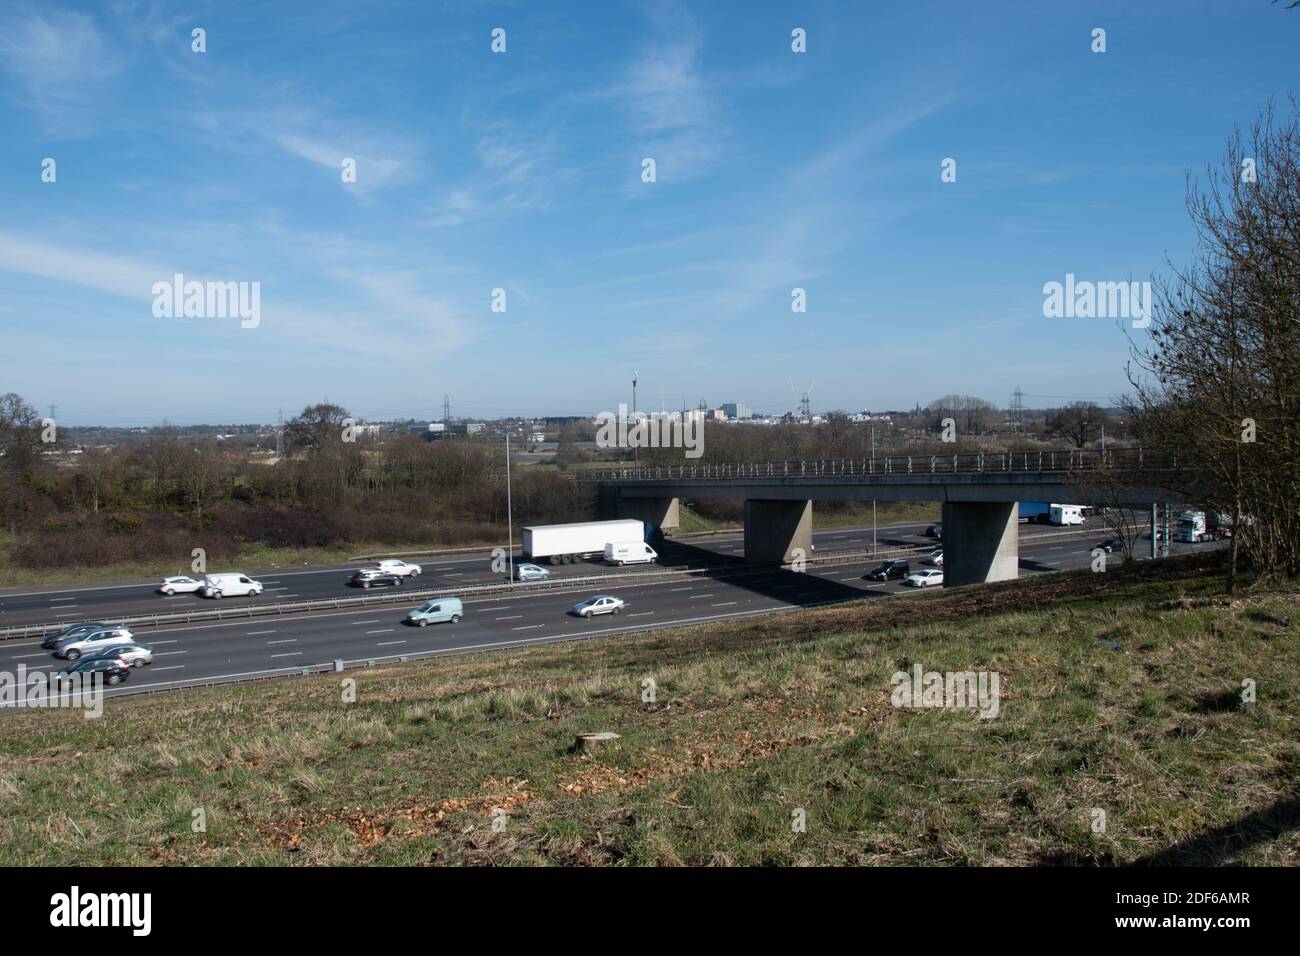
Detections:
[1, 555, 1296, 866]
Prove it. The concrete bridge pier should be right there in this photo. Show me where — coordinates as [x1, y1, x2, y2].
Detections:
[744, 499, 812, 565]
[941, 501, 1019, 586]
[597, 488, 680, 532]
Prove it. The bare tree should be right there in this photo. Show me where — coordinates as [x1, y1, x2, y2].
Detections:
[1126, 99, 1300, 588]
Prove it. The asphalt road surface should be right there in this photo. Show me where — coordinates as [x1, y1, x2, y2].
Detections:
[0, 521, 1218, 702]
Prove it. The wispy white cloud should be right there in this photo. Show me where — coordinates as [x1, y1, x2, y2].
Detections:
[587, 1, 724, 183]
[0, 9, 123, 135]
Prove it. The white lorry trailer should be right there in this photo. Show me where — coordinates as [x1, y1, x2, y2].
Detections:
[1174, 511, 1232, 542]
[522, 519, 654, 565]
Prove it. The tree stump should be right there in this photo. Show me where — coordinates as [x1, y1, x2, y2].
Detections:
[572, 732, 620, 754]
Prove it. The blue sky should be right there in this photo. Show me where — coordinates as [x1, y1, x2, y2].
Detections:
[0, 0, 1295, 426]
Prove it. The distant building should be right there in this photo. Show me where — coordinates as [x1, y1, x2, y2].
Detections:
[719, 402, 751, 420]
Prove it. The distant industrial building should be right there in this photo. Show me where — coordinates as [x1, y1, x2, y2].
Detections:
[408, 421, 483, 440]
[719, 402, 752, 420]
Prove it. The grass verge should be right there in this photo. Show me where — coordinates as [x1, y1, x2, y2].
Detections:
[1, 553, 1296, 865]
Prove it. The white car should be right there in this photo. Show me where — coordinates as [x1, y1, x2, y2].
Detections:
[571, 595, 625, 618]
[904, 569, 944, 588]
[158, 575, 204, 595]
[377, 559, 422, 577]
[922, 549, 944, 567]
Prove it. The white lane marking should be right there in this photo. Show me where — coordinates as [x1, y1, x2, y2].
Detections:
[377, 640, 406, 647]
[155, 651, 187, 656]
[150, 665, 185, 672]
[266, 639, 297, 645]
[495, 615, 523, 621]
[351, 620, 380, 625]
[12, 652, 47, 659]
[247, 630, 277, 636]
[512, 624, 544, 631]
[366, 628, 394, 635]
[688, 593, 715, 599]
[270, 652, 302, 658]
[628, 611, 654, 617]
[669, 587, 694, 592]
[711, 602, 737, 608]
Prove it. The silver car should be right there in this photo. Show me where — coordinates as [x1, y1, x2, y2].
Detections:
[571, 595, 625, 618]
[513, 563, 551, 582]
[54, 626, 135, 661]
[84, 642, 154, 668]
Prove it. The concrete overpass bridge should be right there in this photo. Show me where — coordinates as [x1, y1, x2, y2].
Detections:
[584, 448, 1185, 586]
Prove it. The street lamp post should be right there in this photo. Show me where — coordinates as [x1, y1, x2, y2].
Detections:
[505, 430, 515, 584]
[871, 425, 877, 553]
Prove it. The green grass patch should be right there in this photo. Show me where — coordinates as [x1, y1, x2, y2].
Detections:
[1, 554, 1296, 865]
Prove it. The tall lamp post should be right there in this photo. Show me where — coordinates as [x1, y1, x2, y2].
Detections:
[505, 429, 514, 584]
[632, 371, 638, 467]
[870, 425, 877, 553]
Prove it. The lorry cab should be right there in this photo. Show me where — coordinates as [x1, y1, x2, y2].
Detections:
[604, 541, 658, 566]
[405, 597, 464, 627]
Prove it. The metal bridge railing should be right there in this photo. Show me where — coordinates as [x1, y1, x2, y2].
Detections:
[574, 447, 1179, 482]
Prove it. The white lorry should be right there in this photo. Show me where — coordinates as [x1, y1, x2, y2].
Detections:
[1174, 511, 1232, 542]
[522, 519, 653, 565]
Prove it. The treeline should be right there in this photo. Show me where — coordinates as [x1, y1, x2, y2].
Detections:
[0, 399, 591, 570]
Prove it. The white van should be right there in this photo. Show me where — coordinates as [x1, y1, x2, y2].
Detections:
[202, 572, 264, 598]
[1049, 504, 1085, 526]
[604, 541, 658, 566]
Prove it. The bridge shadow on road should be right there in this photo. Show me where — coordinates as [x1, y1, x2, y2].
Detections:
[656, 538, 889, 608]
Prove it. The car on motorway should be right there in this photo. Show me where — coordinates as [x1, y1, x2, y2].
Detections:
[405, 597, 463, 626]
[571, 595, 625, 618]
[1097, 538, 1125, 554]
[201, 572, 263, 599]
[922, 549, 944, 567]
[41, 622, 108, 650]
[903, 569, 944, 588]
[53, 625, 135, 661]
[512, 562, 551, 582]
[865, 559, 911, 581]
[55, 655, 131, 686]
[376, 559, 423, 577]
[924, 524, 943, 539]
[157, 575, 204, 595]
[80, 642, 154, 668]
[349, 568, 404, 589]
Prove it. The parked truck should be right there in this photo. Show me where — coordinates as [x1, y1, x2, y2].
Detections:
[1019, 502, 1051, 524]
[522, 519, 659, 565]
[1174, 511, 1232, 543]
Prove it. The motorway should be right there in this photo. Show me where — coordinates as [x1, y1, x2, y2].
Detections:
[0, 520, 1218, 701]
[0, 521, 945, 629]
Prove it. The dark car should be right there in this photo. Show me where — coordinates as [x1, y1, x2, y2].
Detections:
[866, 559, 911, 581]
[348, 569, 403, 589]
[1097, 538, 1124, 553]
[924, 524, 943, 539]
[41, 622, 107, 650]
[55, 656, 131, 686]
